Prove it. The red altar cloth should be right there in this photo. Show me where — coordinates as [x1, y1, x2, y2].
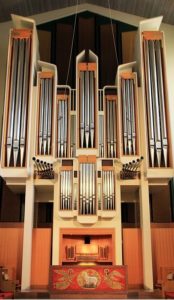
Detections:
[49, 265, 127, 294]
[0, 292, 13, 299]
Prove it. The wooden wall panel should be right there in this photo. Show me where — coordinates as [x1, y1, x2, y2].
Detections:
[0, 181, 21, 222]
[56, 23, 73, 85]
[0, 228, 23, 280]
[151, 228, 174, 284]
[123, 228, 143, 287]
[37, 30, 51, 63]
[78, 17, 95, 53]
[31, 228, 51, 288]
[122, 31, 137, 64]
[100, 23, 117, 87]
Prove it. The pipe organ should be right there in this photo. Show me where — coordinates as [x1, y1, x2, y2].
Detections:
[1, 14, 174, 290]
[142, 31, 169, 168]
[5, 29, 32, 167]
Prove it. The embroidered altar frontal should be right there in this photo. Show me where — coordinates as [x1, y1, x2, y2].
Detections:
[50, 265, 127, 294]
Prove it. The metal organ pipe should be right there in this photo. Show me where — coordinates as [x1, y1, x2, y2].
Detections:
[43, 79, 49, 155]
[39, 79, 44, 154]
[149, 40, 162, 167]
[143, 33, 168, 167]
[20, 38, 30, 166]
[102, 170, 115, 210]
[38, 75, 53, 156]
[79, 66, 95, 149]
[106, 96, 117, 158]
[32, 157, 54, 179]
[80, 72, 85, 148]
[99, 115, 104, 158]
[121, 76, 136, 156]
[13, 39, 24, 166]
[130, 79, 136, 155]
[143, 39, 155, 167]
[155, 40, 168, 167]
[57, 95, 68, 158]
[47, 79, 53, 155]
[85, 71, 90, 148]
[6, 30, 31, 167]
[7, 39, 18, 167]
[60, 170, 73, 210]
[89, 71, 95, 148]
[112, 100, 117, 158]
[79, 163, 96, 215]
[126, 80, 132, 155]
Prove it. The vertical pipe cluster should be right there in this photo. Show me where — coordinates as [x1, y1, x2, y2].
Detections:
[105, 97, 117, 158]
[121, 76, 136, 155]
[79, 163, 96, 215]
[70, 115, 76, 158]
[143, 33, 168, 167]
[57, 96, 68, 157]
[102, 170, 115, 210]
[60, 170, 73, 210]
[79, 68, 95, 148]
[98, 89, 104, 158]
[6, 29, 31, 167]
[99, 115, 104, 157]
[38, 75, 53, 155]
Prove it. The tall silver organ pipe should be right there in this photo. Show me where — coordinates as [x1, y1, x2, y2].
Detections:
[105, 96, 117, 158]
[143, 32, 168, 167]
[38, 73, 53, 155]
[98, 89, 104, 157]
[79, 162, 96, 215]
[60, 169, 73, 210]
[99, 115, 104, 158]
[121, 74, 136, 155]
[79, 63, 96, 149]
[57, 94, 69, 158]
[70, 115, 76, 158]
[6, 29, 32, 167]
[102, 169, 115, 210]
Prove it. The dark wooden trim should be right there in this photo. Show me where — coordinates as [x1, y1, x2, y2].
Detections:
[151, 223, 174, 228]
[0, 222, 24, 228]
